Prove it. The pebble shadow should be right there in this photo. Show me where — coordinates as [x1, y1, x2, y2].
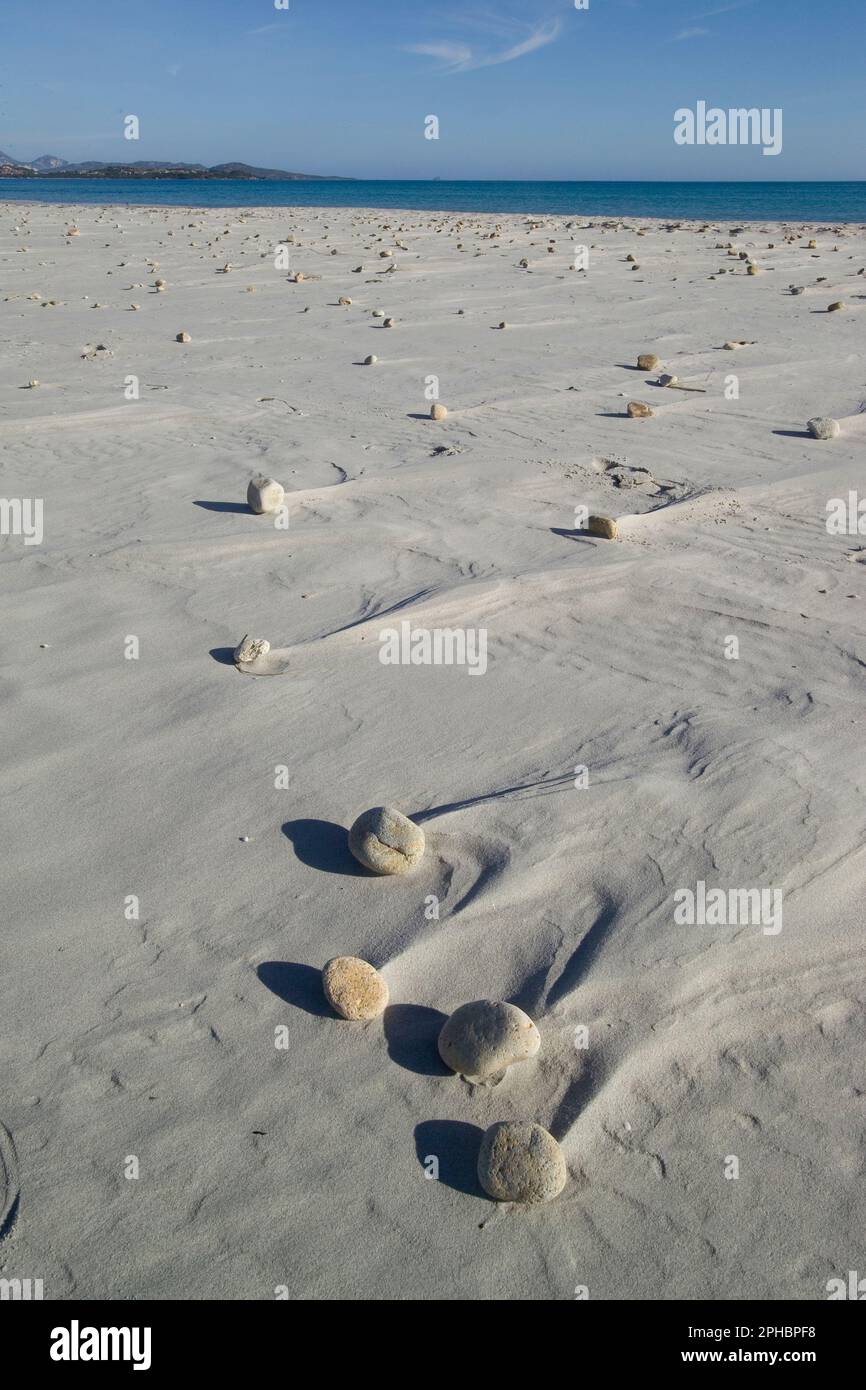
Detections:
[414, 1120, 487, 1198]
[282, 818, 368, 876]
[384, 1004, 451, 1076]
[257, 961, 331, 1018]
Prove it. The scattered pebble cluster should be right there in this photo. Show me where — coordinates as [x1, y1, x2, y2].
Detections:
[315, 806, 565, 1203]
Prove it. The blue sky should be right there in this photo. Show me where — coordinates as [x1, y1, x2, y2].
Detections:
[0, 0, 863, 179]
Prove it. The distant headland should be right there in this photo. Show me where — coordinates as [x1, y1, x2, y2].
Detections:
[0, 151, 345, 180]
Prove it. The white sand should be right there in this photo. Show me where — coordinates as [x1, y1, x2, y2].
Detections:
[2, 201, 865, 1299]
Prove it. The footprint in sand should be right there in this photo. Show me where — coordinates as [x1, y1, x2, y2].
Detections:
[592, 455, 689, 501]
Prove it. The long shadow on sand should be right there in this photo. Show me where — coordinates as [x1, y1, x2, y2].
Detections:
[414, 1120, 486, 1197]
[410, 772, 575, 824]
[384, 1004, 450, 1076]
[551, 527, 596, 545]
[193, 500, 252, 514]
[210, 647, 237, 665]
[257, 961, 331, 1017]
[282, 818, 368, 875]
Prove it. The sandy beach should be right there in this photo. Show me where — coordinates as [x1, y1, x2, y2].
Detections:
[2, 200, 865, 1300]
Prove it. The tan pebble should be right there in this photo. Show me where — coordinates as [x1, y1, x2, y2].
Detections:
[828, 301, 846, 311]
[383, 316, 395, 327]
[364, 354, 377, 365]
[322, 956, 388, 1021]
[338, 296, 352, 306]
[176, 331, 191, 343]
[348, 806, 425, 875]
[587, 515, 617, 539]
[430, 403, 448, 420]
[627, 400, 653, 418]
[637, 353, 659, 371]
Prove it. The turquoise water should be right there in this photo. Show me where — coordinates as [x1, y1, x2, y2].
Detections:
[1, 179, 865, 221]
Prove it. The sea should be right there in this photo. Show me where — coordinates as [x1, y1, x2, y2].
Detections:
[1, 179, 864, 222]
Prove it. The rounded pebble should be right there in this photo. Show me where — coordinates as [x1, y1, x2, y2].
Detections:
[348, 806, 425, 875]
[477, 1121, 567, 1204]
[430, 403, 448, 420]
[247, 475, 285, 514]
[807, 416, 841, 439]
[322, 956, 389, 1021]
[587, 515, 618, 540]
[234, 635, 270, 664]
[627, 400, 653, 418]
[637, 353, 659, 371]
[438, 1001, 540, 1083]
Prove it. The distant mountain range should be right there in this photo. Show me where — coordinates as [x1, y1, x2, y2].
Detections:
[0, 151, 345, 180]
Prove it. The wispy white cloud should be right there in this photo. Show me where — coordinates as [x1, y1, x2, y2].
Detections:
[698, 0, 757, 15]
[408, 41, 475, 68]
[246, 22, 287, 37]
[667, 0, 756, 43]
[406, 16, 561, 74]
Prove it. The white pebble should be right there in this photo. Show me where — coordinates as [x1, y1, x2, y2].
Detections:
[233, 635, 270, 664]
[477, 1121, 567, 1204]
[807, 416, 840, 439]
[438, 1001, 540, 1083]
[247, 475, 285, 514]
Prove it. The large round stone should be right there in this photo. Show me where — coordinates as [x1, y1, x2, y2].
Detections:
[438, 1000, 540, 1083]
[477, 1121, 567, 1203]
[322, 957, 388, 1021]
[348, 806, 425, 875]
